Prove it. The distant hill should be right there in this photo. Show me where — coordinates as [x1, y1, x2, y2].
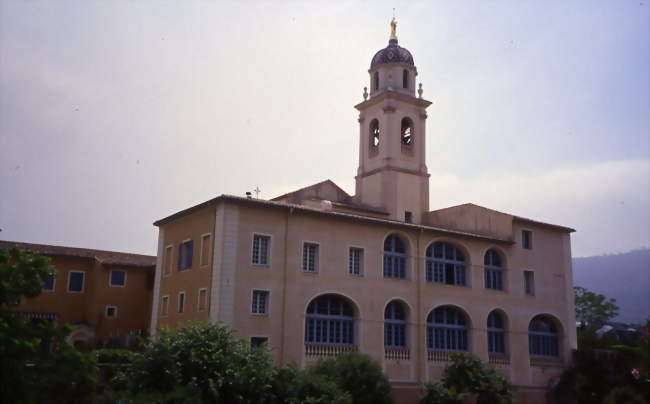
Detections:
[573, 248, 650, 324]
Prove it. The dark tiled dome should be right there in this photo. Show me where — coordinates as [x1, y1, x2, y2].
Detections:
[370, 39, 414, 69]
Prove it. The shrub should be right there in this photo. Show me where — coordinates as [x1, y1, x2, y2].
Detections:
[95, 348, 136, 364]
[420, 382, 463, 404]
[272, 364, 352, 404]
[311, 351, 393, 404]
[443, 352, 514, 404]
[603, 386, 647, 404]
[115, 322, 277, 403]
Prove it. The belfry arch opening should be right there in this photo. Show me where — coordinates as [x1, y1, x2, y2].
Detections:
[401, 118, 413, 146]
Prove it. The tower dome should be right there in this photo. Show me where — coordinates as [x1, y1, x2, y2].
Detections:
[370, 39, 414, 69]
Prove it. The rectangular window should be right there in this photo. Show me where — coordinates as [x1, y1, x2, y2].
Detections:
[349, 248, 363, 276]
[252, 234, 270, 266]
[302, 243, 319, 273]
[105, 305, 118, 318]
[404, 211, 413, 223]
[164, 245, 173, 276]
[200, 233, 211, 267]
[160, 295, 169, 317]
[42, 273, 55, 292]
[109, 270, 126, 287]
[177, 240, 193, 271]
[178, 291, 186, 313]
[524, 271, 535, 296]
[522, 230, 533, 249]
[67, 271, 85, 293]
[198, 288, 208, 312]
[250, 336, 268, 349]
[251, 290, 269, 315]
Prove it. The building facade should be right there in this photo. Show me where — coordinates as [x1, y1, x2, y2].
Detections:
[150, 22, 576, 404]
[1, 241, 155, 348]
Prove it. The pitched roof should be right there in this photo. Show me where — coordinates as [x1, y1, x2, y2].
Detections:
[270, 179, 352, 202]
[430, 203, 575, 233]
[154, 194, 514, 244]
[0, 240, 156, 268]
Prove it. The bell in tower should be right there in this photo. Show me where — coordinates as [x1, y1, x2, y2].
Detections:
[353, 19, 432, 224]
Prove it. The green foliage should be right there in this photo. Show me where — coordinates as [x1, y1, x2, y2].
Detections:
[115, 322, 277, 403]
[96, 385, 204, 404]
[0, 247, 97, 403]
[311, 351, 394, 404]
[95, 348, 137, 364]
[423, 352, 514, 404]
[574, 286, 619, 327]
[603, 386, 647, 404]
[420, 382, 462, 404]
[271, 364, 352, 404]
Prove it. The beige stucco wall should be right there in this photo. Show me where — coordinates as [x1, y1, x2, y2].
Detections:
[152, 200, 575, 398]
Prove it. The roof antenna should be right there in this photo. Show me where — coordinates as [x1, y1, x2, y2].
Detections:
[254, 186, 261, 198]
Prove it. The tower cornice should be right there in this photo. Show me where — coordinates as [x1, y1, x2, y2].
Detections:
[354, 90, 432, 111]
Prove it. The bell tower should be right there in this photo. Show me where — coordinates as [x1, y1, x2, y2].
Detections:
[353, 19, 432, 223]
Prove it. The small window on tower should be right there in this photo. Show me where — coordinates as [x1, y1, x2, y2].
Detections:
[401, 118, 413, 146]
[370, 119, 380, 148]
[403, 69, 409, 89]
[373, 71, 379, 91]
[405, 211, 413, 223]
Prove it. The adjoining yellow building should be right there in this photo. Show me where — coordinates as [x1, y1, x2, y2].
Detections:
[150, 22, 576, 404]
[1, 240, 155, 349]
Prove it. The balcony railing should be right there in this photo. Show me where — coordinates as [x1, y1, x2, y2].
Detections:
[488, 354, 510, 366]
[385, 348, 410, 361]
[427, 350, 454, 362]
[305, 344, 357, 358]
[530, 356, 563, 367]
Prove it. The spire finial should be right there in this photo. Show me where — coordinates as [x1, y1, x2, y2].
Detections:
[390, 11, 397, 41]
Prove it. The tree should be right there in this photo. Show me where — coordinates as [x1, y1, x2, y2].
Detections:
[310, 352, 394, 404]
[574, 286, 619, 327]
[0, 247, 97, 403]
[114, 322, 278, 403]
[420, 353, 514, 404]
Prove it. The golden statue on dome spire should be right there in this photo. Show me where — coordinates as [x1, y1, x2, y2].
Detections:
[390, 17, 398, 40]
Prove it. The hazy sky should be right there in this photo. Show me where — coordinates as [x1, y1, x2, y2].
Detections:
[1, 0, 648, 258]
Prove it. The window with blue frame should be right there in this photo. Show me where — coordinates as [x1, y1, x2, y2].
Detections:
[383, 234, 407, 279]
[484, 249, 503, 290]
[425, 242, 466, 286]
[42, 274, 55, 291]
[487, 311, 506, 354]
[529, 315, 560, 357]
[177, 240, 193, 271]
[427, 306, 468, 351]
[305, 295, 354, 345]
[67, 271, 85, 293]
[110, 270, 126, 287]
[384, 300, 407, 348]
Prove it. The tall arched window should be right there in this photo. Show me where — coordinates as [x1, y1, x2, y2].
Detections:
[425, 242, 466, 286]
[484, 249, 503, 290]
[487, 311, 506, 354]
[373, 71, 379, 91]
[529, 315, 559, 357]
[427, 306, 468, 351]
[305, 295, 354, 345]
[384, 234, 407, 279]
[385, 301, 407, 348]
[400, 118, 413, 146]
[369, 119, 380, 148]
[402, 69, 409, 89]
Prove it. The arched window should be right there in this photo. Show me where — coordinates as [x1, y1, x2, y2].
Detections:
[385, 301, 407, 348]
[425, 242, 466, 286]
[487, 311, 506, 354]
[402, 69, 409, 89]
[529, 315, 559, 357]
[427, 306, 468, 351]
[373, 71, 379, 91]
[401, 118, 413, 145]
[369, 119, 380, 148]
[384, 234, 407, 279]
[305, 295, 354, 345]
[484, 249, 503, 290]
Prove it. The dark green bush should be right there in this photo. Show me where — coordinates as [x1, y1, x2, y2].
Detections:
[442, 352, 514, 404]
[95, 348, 136, 364]
[272, 364, 352, 404]
[603, 385, 647, 404]
[420, 381, 462, 404]
[311, 351, 394, 404]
